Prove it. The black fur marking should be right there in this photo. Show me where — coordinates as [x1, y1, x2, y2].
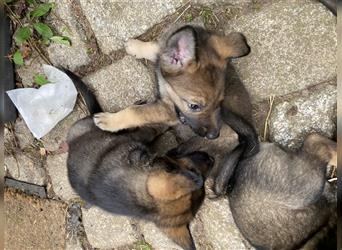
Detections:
[220, 106, 259, 158]
[214, 143, 245, 196]
[63, 69, 103, 114]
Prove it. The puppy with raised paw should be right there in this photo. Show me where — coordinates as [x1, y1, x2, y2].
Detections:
[94, 24, 259, 158]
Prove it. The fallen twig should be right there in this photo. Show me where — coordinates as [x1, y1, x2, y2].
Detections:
[262, 95, 275, 141]
[173, 2, 191, 23]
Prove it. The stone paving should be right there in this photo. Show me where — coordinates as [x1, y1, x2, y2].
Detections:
[4, 0, 336, 249]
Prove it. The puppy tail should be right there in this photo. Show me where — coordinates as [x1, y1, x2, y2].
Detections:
[63, 69, 103, 114]
[214, 143, 245, 196]
[161, 225, 196, 250]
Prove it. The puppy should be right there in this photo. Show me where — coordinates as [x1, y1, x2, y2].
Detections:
[64, 70, 215, 249]
[214, 133, 337, 250]
[94, 24, 259, 158]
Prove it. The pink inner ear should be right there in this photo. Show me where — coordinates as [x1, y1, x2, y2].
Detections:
[170, 36, 192, 66]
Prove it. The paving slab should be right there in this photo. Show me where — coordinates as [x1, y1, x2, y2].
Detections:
[83, 55, 156, 112]
[79, 0, 183, 53]
[46, 152, 79, 201]
[82, 206, 139, 249]
[14, 116, 35, 149]
[269, 82, 336, 149]
[5, 188, 68, 250]
[4, 152, 46, 186]
[139, 221, 182, 250]
[46, 0, 91, 70]
[191, 195, 253, 250]
[224, 0, 336, 102]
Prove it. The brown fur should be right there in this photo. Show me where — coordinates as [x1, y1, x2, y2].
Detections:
[94, 25, 258, 154]
[67, 117, 214, 250]
[161, 226, 194, 250]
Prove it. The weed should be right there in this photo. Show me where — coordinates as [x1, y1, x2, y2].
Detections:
[185, 12, 193, 22]
[133, 240, 153, 250]
[199, 6, 217, 26]
[5, 0, 71, 67]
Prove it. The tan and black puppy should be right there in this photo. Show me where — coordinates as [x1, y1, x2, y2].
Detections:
[67, 120, 213, 250]
[94, 25, 259, 158]
[214, 133, 337, 250]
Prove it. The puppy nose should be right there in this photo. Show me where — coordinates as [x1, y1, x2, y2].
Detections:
[206, 130, 220, 140]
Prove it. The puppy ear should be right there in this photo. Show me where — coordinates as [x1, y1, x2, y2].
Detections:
[160, 27, 196, 73]
[209, 32, 250, 59]
[160, 225, 195, 250]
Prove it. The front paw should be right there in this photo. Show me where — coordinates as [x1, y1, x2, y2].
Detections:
[125, 39, 159, 62]
[93, 112, 121, 132]
[125, 39, 144, 58]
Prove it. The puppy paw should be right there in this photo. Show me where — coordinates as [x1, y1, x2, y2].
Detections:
[93, 112, 121, 132]
[125, 39, 159, 62]
[125, 39, 145, 58]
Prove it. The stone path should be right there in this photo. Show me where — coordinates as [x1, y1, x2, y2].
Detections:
[5, 0, 336, 249]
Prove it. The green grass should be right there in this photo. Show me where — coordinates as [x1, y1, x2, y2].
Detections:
[199, 6, 215, 25]
[133, 241, 153, 250]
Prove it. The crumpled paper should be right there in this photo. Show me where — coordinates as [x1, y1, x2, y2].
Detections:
[6, 64, 78, 139]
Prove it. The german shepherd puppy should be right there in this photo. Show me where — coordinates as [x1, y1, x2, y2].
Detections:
[93, 25, 259, 158]
[214, 133, 337, 250]
[65, 71, 214, 250]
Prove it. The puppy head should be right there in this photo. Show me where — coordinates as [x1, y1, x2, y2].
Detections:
[159, 25, 250, 139]
[147, 149, 214, 201]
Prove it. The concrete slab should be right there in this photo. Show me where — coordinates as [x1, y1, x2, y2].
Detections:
[269, 82, 336, 149]
[46, 0, 91, 70]
[46, 152, 79, 201]
[82, 206, 138, 249]
[79, 0, 183, 53]
[83, 56, 156, 112]
[224, 0, 336, 102]
[5, 188, 67, 250]
[4, 152, 46, 186]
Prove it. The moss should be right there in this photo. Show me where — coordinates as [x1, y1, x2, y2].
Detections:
[133, 240, 153, 250]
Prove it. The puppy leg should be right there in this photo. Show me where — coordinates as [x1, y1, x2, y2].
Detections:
[303, 133, 336, 167]
[220, 106, 259, 158]
[94, 101, 178, 132]
[213, 143, 245, 196]
[125, 40, 160, 62]
[161, 225, 195, 250]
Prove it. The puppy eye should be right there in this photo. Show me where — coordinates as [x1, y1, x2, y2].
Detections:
[188, 103, 201, 112]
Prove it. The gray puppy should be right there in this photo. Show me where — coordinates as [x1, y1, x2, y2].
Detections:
[214, 133, 336, 250]
[66, 117, 214, 250]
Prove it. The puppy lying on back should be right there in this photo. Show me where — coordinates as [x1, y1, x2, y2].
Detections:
[214, 133, 337, 250]
[67, 117, 213, 250]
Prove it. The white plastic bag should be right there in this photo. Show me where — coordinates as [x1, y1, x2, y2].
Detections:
[6, 64, 78, 139]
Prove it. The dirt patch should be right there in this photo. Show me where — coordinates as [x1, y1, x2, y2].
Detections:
[5, 188, 68, 250]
